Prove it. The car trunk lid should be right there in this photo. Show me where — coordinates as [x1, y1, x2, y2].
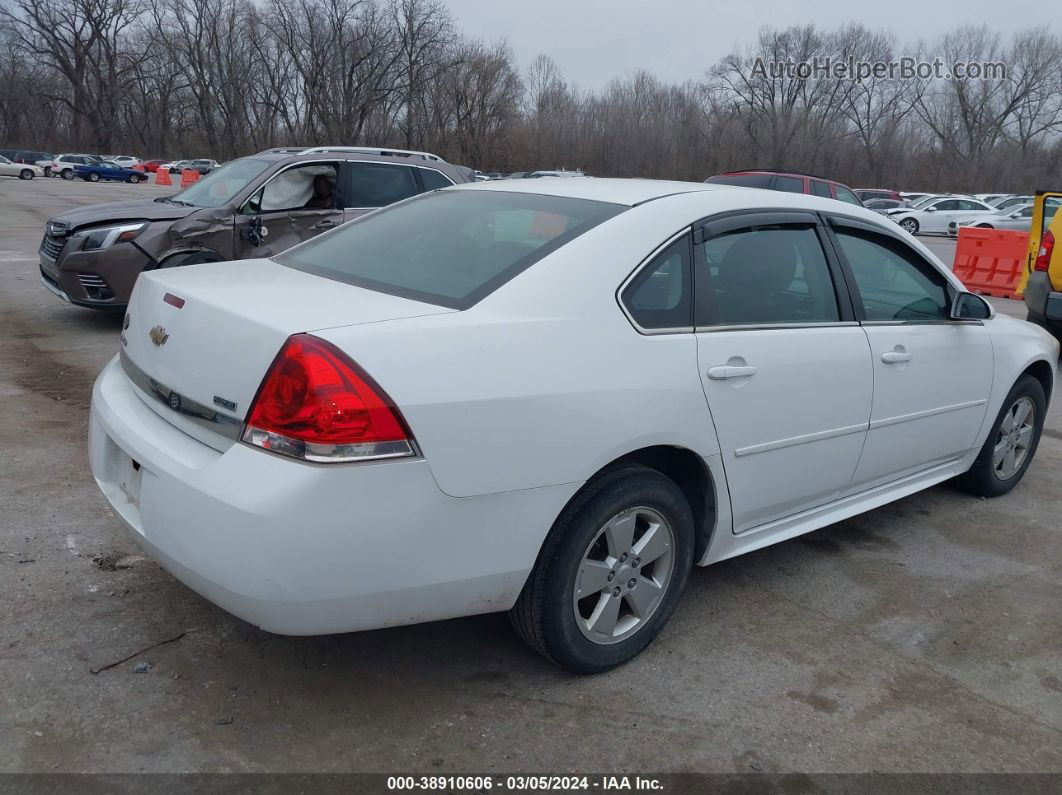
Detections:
[120, 259, 455, 450]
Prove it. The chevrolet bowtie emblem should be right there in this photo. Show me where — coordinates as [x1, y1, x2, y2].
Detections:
[149, 325, 169, 347]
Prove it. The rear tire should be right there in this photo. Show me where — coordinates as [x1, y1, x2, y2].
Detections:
[88, 172, 99, 182]
[510, 465, 695, 674]
[60, 168, 73, 180]
[43, 166, 52, 177]
[128, 174, 141, 184]
[19, 169, 33, 180]
[957, 375, 1046, 497]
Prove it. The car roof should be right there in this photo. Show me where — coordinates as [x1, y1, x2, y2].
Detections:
[451, 177, 723, 206]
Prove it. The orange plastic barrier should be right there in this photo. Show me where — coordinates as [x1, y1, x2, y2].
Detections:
[155, 167, 172, 186]
[133, 164, 146, 172]
[179, 169, 200, 187]
[951, 226, 1029, 300]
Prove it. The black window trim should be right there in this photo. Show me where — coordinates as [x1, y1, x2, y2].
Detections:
[616, 227, 695, 335]
[821, 212, 982, 326]
[690, 208, 857, 331]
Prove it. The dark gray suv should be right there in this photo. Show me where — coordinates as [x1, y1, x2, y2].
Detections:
[39, 146, 473, 309]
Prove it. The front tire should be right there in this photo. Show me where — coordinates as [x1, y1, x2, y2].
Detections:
[958, 375, 1046, 497]
[43, 166, 52, 177]
[510, 465, 695, 673]
[19, 169, 33, 180]
[899, 217, 919, 234]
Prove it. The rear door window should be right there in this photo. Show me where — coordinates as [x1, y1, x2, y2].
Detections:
[772, 175, 805, 193]
[696, 224, 840, 325]
[277, 190, 625, 309]
[345, 162, 420, 208]
[811, 180, 833, 198]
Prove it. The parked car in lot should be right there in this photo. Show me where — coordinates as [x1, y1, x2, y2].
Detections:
[159, 159, 194, 173]
[975, 193, 1014, 205]
[854, 188, 903, 203]
[39, 146, 472, 308]
[51, 153, 102, 179]
[0, 154, 43, 179]
[104, 155, 141, 167]
[1023, 191, 1062, 336]
[863, 198, 907, 215]
[140, 159, 166, 173]
[75, 160, 149, 183]
[183, 158, 220, 175]
[899, 191, 932, 204]
[949, 203, 1036, 235]
[884, 195, 998, 235]
[88, 178, 1057, 672]
[992, 195, 1033, 211]
[705, 169, 863, 205]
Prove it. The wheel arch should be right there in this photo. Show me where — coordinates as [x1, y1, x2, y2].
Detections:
[1023, 358, 1055, 405]
[581, 445, 718, 562]
[156, 248, 226, 268]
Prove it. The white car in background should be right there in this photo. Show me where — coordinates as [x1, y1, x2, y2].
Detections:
[89, 178, 1057, 673]
[106, 155, 141, 167]
[951, 203, 1035, 234]
[0, 154, 43, 179]
[885, 195, 998, 235]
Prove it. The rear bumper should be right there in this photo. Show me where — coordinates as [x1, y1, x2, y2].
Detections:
[1024, 272, 1062, 322]
[89, 356, 573, 635]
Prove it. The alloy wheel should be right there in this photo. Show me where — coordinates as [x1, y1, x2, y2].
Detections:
[573, 506, 675, 645]
[993, 396, 1035, 480]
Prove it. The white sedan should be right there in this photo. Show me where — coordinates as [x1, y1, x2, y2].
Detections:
[0, 155, 43, 179]
[89, 179, 1057, 673]
[885, 195, 999, 235]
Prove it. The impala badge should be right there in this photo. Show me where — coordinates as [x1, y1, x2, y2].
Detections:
[149, 325, 169, 347]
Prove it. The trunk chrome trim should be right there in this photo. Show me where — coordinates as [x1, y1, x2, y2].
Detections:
[119, 349, 243, 440]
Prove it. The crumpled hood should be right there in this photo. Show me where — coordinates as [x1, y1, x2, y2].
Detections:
[50, 198, 196, 231]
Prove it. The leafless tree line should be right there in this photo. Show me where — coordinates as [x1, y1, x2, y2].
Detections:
[2, 0, 1061, 191]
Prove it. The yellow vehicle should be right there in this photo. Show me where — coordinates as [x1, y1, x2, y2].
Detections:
[1023, 191, 1062, 337]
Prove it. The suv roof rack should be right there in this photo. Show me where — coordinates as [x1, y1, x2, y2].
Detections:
[297, 146, 444, 162]
[257, 147, 311, 155]
[725, 168, 833, 180]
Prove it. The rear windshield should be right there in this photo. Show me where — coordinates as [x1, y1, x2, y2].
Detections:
[276, 190, 625, 308]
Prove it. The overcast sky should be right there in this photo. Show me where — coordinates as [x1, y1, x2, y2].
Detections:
[444, 0, 1039, 89]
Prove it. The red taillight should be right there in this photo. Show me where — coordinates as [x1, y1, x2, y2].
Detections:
[1034, 229, 1054, 272]
[242, 334, 415, 463]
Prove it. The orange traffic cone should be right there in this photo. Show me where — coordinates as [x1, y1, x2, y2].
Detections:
[180, 169, 200, 187]
[156, 168, 172, 186]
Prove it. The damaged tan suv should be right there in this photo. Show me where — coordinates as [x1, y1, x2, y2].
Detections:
[39, 146, 473, 309]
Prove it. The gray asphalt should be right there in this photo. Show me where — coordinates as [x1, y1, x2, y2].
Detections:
[1, 177, 1060, 774]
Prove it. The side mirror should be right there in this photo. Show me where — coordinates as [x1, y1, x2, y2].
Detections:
[924, 206, 937, 212]
[1010, 212, 1022, 219]
[239, 216, 268, 247]
[950, 291, 991, 320]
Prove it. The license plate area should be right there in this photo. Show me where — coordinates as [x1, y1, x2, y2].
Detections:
[116, 452, 143, 507]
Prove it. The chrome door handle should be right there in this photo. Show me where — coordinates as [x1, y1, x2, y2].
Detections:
[313, 219, 338, 230]
[881, 351, 912, 364]
[707, 364, 757, 380]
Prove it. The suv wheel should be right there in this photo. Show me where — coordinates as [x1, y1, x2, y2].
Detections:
[43, 166, 52, 178]
[510, 464, 695, 673]
[60, 168, 73, 180]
